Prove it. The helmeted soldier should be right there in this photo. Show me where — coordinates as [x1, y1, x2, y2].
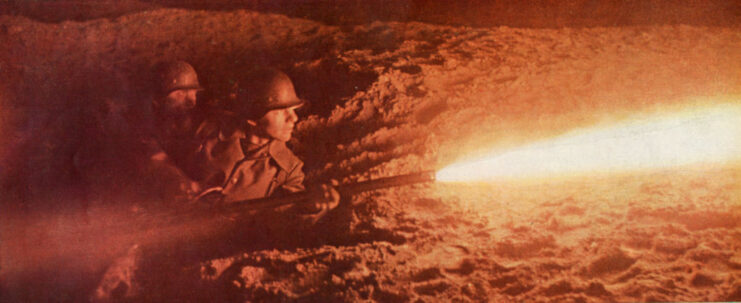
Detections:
[196, 67, 339, 218]
[138, 60, 213, 202]
[73, 61, 206, 208]
[150, 61, 204, 168]
[91, 61, 208, 301]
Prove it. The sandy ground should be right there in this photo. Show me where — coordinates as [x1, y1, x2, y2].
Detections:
[1, 7, 741, 302]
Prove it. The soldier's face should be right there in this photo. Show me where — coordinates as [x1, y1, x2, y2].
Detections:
[160, 88, 198, 116]
[254, 105, 300, 142]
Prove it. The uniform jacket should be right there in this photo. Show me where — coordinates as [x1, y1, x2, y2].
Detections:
[197, 124, 305, 203]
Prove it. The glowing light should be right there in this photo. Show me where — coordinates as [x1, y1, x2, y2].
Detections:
[437, 104, 741, 182]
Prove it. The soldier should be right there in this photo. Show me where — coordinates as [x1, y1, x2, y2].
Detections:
[148, 61, 206, 181]
[72, 61, 205, 209]
[196, 67, 339, 221]
[90, 61, 208, 301]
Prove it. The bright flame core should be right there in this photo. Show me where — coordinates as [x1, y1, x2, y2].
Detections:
[437, 104, 741, 182]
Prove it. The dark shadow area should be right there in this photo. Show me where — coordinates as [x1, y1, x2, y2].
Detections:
[0, 59, 156, 213]
[1, 261, 107, 302]
[408, 0, 741, 27]
[290, 59, 379, 118]
[2, 0, 739, 27]
[0, 0, 161, 23]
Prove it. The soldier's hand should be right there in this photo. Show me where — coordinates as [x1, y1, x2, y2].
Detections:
[306, 180, 340, 214]
[183, 180, 202, 199]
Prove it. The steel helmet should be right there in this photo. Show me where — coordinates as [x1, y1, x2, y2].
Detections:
[234, 68, 305, 120]
[153, 61, 203, 98]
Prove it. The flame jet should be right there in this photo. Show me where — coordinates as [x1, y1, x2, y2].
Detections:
[438, 104, 741, 182]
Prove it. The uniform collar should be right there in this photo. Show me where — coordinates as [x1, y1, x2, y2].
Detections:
[237, 136, 295, 171]
[267, 140, 296, 171]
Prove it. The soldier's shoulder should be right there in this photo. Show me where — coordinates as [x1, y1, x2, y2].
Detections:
[268, 140, 303, 171]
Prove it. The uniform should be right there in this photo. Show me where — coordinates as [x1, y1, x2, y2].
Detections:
[196, 126, 305, 203]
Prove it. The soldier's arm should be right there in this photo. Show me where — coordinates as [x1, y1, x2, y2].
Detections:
[144, 142, 202, 206]
[284, 162, 340, 224]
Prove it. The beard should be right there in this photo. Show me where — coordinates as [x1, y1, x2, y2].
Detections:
[155, 109, 195, 140]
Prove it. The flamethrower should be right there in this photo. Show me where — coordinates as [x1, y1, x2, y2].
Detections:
[209, 170, 437, 213]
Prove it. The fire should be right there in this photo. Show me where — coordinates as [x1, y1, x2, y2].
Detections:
[437, 104, 741, 182]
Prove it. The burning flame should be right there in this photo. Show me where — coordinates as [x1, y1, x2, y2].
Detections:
[437, 104, 741, 182]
